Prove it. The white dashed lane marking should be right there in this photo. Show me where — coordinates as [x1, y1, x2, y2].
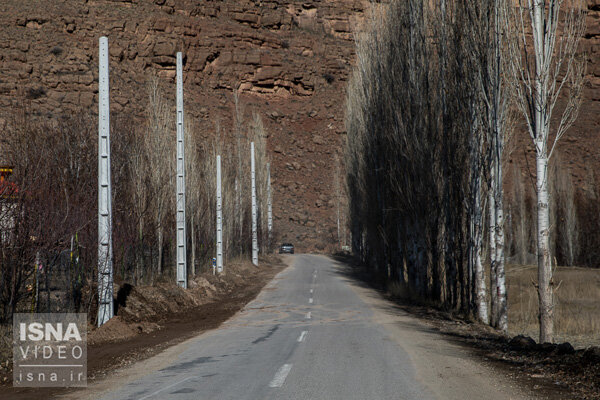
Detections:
[297, 331, 308, 342]
[269, 364, 293, 388]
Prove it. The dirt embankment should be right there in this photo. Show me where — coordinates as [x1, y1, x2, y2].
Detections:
[408, 308, 600, 400]
[0, 256, 285, 400]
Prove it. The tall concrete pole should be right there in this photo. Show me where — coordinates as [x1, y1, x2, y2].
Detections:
[176, 52, 187, 288]
[97, 36, 114, 327]
[216, 155, 223, 273]
[267, 162, 272, 252]
[251, 142, 258, 266]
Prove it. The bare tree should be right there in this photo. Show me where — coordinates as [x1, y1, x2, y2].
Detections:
[185, 118, 202, 276]
[558, 168, 579, 266]
[469, 0, 513, 332]
[550, 155, 579, 266]
[509, 165, 532, 264]
[200, 134, 218, 271]
[233, 89, 245, 256]
[1, 110, 98, 320]
[128, 128, 149, 284]
[346, 0, 482, 313]
[144, 76, 175, 277]
[506, 0, 586, 342]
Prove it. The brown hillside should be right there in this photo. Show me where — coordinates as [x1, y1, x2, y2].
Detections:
[0, 0, 598, 251]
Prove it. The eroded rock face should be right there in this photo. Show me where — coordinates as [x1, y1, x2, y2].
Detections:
[0, 0, 598, 251]
[0, 0, 367, 251]
[0, 0, 370, 116]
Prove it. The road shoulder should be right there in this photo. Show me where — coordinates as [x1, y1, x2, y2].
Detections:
[335, 260, 563, 400]
[59, 260, 292, 400]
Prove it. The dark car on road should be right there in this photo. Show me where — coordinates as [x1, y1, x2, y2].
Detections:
[279, 243, 294, 254]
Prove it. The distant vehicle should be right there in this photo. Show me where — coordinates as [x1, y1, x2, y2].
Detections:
[279, 243, 294, 254]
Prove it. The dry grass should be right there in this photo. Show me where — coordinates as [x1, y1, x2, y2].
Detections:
[0, 324, 12, 382]
[0, 324, 10, 360]
[507, 264, 600, 348]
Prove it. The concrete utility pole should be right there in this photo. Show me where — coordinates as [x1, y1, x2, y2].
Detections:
[267, 162, 272, 252]
[176, 52, 187, 288]
[97, 36, 114, 327]
[216, 155, 223, 273]
[251, 142, 258, 266]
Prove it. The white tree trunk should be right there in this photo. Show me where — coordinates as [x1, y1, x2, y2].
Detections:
[475, 239, 488, 323]
[494, 155, 507, 334]
[532, 0, 554, 343]
[474, 176, 488, 323]
[489, 171, 498, 327]
[536, 141, 554, 343]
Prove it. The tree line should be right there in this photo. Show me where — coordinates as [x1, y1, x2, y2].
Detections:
[345, 0, 586, 342]
[0, 80, 272, 324]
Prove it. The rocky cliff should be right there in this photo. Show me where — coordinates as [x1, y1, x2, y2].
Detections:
[0, 0, 598, 251]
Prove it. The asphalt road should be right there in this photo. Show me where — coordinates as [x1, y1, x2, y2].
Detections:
[90, 254, 531, 400]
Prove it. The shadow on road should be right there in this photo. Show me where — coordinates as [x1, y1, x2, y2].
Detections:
[325, 253, 587, 400]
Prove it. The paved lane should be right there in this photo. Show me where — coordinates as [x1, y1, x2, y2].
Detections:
[98, 254, 432, 400]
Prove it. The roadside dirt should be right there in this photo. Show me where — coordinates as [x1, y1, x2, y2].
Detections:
[333, 254, 600, 400]
[0, 256, 284, 400]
